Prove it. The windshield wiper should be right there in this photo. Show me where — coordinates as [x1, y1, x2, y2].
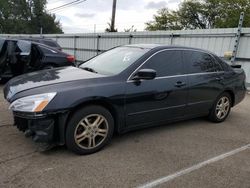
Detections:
[81, 67, 98, 73]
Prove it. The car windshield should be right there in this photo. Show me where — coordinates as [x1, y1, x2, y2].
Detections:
[80, 46, 149, 75]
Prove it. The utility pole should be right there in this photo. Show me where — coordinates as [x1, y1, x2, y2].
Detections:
[111, 0, 117, 32]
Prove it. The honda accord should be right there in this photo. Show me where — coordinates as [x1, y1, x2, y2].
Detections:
[3, 44, 246, 155]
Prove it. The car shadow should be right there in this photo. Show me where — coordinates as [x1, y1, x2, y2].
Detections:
[42, 117, 210, 156]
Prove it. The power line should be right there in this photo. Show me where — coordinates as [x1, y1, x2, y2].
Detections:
[48, 0, 81, 11]
[48, 0, 86, 12]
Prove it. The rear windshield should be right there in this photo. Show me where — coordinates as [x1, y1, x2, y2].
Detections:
[39, 45, 58, 54]
[43, 40, 59, 48]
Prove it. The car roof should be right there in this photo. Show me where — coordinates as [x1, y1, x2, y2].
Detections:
[16, 37, 55, 41]
[0, 37, 61, 51]
[125, 43, 216, 56]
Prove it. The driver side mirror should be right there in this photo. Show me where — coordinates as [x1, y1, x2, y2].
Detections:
[132, 69, 156, 80]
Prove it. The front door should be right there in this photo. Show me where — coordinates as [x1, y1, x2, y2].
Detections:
[125, 50, 188, 128]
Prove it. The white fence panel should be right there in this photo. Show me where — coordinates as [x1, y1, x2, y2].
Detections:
[1, 28, 250, 85]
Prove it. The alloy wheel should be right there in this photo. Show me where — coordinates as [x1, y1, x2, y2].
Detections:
[74, 114, 109, 149]
[215, 96, 230, 120]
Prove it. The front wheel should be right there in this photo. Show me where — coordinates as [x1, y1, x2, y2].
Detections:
[209, 92, 232, 123]
[66, 105, 114, 155]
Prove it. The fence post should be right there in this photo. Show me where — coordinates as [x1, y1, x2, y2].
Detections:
[170, 33, 174, 45]
[73, 35, 77, 58]
[96, 35, 101, 55]
[129, 34, 133, 44]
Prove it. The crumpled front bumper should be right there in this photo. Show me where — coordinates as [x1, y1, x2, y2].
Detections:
[13, 111, 69, 145]
[14, 116, 55, 143]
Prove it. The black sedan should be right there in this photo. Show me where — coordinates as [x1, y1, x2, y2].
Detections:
[0, 38, 75, 80]
[3, 44, 246, 155]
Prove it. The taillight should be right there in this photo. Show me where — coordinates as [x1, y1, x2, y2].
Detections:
[67, 55, 75, 63]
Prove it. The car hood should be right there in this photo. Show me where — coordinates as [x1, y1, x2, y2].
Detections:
[4, 66, 104, 101]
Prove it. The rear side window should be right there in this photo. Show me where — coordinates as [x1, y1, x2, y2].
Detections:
[214, 56, 232, 71]
[141, 50, 183, 77]
[183, 51, 217, 73]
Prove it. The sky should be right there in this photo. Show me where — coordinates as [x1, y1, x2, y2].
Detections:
[46, 0, 182, 33]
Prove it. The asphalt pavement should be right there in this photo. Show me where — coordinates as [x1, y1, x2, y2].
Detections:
[0, 85, 249, 188]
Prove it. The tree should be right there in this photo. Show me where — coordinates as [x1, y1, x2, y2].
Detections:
[105, 20, 118, 32]
[145, 0, 250, 31]
[177, 0, 207, 29]
[145, 8, 183, 31]
[208, 0, 250, 28]
[0, 0, 31, 33]
[0, 0, 63, 34]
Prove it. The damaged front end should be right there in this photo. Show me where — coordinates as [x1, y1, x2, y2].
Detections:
[13, 111, 69, 148]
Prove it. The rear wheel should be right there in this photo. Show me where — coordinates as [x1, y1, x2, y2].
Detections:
[209, 92, 232, 123]
[66, 105, 114, 155]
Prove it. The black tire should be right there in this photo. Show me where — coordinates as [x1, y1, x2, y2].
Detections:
[208, 92, 232, 123]
[66, 105, 114, 155]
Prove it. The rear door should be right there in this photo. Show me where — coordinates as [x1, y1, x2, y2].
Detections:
[125, 50, 188, 128]
[183, 50, 223, 116]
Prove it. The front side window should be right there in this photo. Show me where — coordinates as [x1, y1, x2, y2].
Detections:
[80, 47, 149, 76]
[183, 51, 217, 74]
[140, 50, 183, 77]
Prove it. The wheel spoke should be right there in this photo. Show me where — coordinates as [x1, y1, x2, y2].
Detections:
[222, 97, 226, 104]
[221, 111, 225, 117]
[79, 121, 88, 129]
[224, 101, 229, 107]
[76, 134, 88, 143]
[217, 110, 222, 118]
[88, 137, 96, 148]
[96, 132, 106, 138]
[98, 128, 107, 134]
[93, 116, 104, 127]
[84, 117, 91, 126]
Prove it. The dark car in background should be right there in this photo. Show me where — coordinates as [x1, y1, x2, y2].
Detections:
[19, 37, 62, 51]
[3, 44, 246, 155]
[0, 38, 75, 80]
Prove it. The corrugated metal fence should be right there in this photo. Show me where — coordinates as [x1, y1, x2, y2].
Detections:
[1, 28, 250, 85]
